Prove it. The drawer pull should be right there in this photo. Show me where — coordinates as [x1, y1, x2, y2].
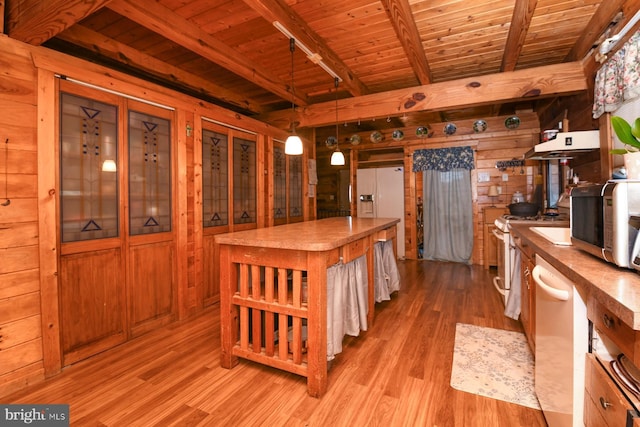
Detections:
[603, 313, 614, 329]
[599, 397, 612, 410]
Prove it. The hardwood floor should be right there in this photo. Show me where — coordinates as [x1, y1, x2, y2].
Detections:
[4, 260, 547, 426]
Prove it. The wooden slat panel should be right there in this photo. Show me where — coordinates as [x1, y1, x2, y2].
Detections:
[0, 223, 39, 248]
[0, 102, 37, 152]
[0, 315, 42, 350]
[0, 292, 40, 325]
[0, 269, 39, 300]
[0, 338, 43, 374]
[0, 245, 39, 275]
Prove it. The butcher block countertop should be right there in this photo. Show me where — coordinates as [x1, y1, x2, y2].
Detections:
[214, 217, 400, 251]
[509, 223, 640, 330]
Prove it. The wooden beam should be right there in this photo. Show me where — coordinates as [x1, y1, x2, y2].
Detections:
[501, 0, 537, 72]
[106, 0, 306, 106]
[381, 0, 432, 84]
[564, 0, 629, 61]
[6, 0, 113, 45]
[261, 61, 589, 129]
[241, 0, 368, 97]
[56, 25, 265, 114]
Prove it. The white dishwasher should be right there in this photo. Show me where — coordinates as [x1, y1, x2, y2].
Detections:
[533, 254, 588, 427]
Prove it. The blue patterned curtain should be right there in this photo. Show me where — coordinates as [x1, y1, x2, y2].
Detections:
[412, 146, 475, 172]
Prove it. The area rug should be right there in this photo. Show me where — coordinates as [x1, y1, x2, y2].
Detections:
[450, 323, 540, 409]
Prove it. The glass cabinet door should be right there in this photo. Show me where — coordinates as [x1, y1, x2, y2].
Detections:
[202, 127, 229, 227]
[232, 136, 256, 225]
[128, 110, 171, 235]
[273, 144, 286, 222]
[60, 92, 119, 242]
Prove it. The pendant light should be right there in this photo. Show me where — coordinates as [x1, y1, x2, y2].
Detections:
[285, 38, 303, 155]
[330, 77, 345, 166]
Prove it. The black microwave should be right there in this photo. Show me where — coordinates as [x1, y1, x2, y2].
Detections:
[570, 181, 640, 268]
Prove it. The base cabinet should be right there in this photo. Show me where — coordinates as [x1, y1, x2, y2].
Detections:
[586, 297, 640, 426]
[483, 207, 506, 269]
[513, 234, 535, 352]
[584, 354, 638, 426]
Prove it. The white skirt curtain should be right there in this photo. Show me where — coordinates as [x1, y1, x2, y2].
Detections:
[326, 254, 368, 361]
[422, 168, 473, 263]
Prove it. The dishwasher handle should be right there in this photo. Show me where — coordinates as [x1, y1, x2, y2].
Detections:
[532, 264, 569, 301]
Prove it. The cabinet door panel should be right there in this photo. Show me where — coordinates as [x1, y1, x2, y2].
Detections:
[129, 241, 175, 335]
[60, 248, 126, 364]
[203, 235, 219, 306]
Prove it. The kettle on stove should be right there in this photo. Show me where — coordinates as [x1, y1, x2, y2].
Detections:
[511, 191, 525, 204]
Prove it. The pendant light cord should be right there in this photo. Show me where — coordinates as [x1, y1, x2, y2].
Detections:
[290, 38, 296, 131]
[334, 77, 339, 149]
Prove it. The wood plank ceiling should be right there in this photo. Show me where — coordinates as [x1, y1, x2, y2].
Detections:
[5, 0, 640, 141]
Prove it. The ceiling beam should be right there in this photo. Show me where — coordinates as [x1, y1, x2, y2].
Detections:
[5, 0, 113, 45]
[261, 61, 589, 129]
[501, 0, 537, 72]
[241, 0, 369, 97]
[381, 0, 432, 84]
[106, 0, 306, 106]
[56, 25, 265, 114]
[564, 0, 630, 61]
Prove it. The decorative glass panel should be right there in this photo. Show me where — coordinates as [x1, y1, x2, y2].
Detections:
[289, 155, 303, 218]
[60, 93, 119, 242]
[273, 145, 286, 220]
[128, 110, 171, 235]
[202, 128, 229, 227]
[233, 137, 256, 224]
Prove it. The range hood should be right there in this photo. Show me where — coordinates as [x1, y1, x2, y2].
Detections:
[525, 130, 600, 160]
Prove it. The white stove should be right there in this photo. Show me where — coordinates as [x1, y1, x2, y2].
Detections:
[492, 214, 569, 307]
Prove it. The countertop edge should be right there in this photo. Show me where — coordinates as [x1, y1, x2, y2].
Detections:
[509, 223, 640, 330]
[214, 217, 401, 251]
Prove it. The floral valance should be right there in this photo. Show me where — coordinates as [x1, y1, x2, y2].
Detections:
[593, 29, 640, 118]
[412, 146, 475, 172]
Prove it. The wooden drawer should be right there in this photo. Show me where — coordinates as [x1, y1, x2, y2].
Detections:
[585, 354, 635, 427]
[589, 298, 639, 366]
[340, 237, 368, 264]
[376, 226, 396, 242]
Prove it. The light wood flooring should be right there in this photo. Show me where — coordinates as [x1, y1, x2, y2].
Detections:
[4, 260, 547, 426]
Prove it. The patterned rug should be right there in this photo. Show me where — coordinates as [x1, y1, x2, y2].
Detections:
[450, 323, 540, 409]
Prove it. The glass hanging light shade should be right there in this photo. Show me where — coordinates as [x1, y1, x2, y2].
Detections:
[330, 77, 345, 166]
[285, 38, 303, 155]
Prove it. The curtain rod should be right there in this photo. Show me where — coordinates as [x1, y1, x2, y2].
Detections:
[55, 75, 175, 111]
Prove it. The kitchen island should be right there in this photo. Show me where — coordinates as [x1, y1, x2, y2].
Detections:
[215, 217, 400, 397]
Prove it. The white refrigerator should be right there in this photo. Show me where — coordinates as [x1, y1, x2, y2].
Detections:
[356, 167, 405, 258]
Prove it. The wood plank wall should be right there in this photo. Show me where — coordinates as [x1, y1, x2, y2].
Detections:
[316, 112, 541, 262]
[0, 35, 296, 398]
[0, 38, 44, 394]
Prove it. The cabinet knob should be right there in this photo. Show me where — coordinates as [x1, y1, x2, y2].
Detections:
[603, 313, 614, 329]
[599, 396, 612, 410]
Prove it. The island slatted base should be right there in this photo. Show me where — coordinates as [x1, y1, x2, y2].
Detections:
[216, 217, 399, 397]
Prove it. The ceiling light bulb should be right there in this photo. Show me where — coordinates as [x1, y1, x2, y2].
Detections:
[330, 149, 345, 166]
[285, 134, 303, 155]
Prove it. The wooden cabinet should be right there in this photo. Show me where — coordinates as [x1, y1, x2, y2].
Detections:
[584, 354, 637, 426]
[517, 237, 536, 352]
[483, 207, 506, 269]
[586, 298, 640, 426]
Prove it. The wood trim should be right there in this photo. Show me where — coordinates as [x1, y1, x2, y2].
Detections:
[176, 109, 190, 319]
[36, 68, 62, 376]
